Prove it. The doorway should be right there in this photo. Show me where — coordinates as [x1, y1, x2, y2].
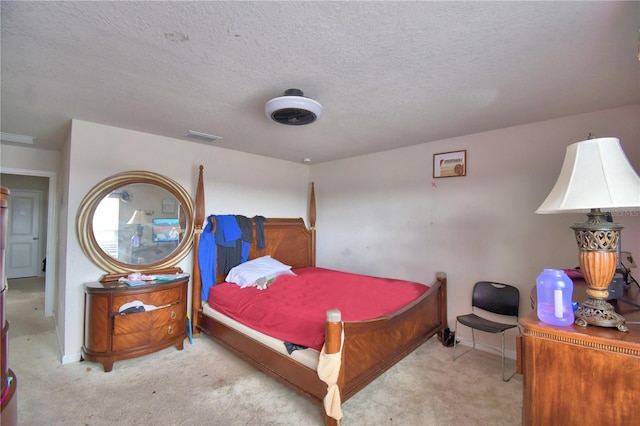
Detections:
[0, 170, 56, 317]
[7, 189, 43, 279]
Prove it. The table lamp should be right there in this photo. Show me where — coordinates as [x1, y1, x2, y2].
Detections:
[127, 209, 150, 240]
[536, 136, 640, 332]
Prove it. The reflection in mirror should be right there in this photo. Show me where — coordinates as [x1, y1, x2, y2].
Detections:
[76, 170, 194, 276]
[92, 183, 185, 266]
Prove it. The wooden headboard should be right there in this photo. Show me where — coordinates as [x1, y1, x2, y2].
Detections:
[190, 165, 316, 335]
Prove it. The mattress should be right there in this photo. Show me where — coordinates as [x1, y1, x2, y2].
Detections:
[208, 267, 429, 351]
[202, 301, 320, 370]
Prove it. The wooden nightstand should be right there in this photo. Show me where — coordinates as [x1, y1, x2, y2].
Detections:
[82, 276, 189, 372]
[520, 279, 640, 425]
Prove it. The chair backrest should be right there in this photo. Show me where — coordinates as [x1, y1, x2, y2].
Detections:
[472, 281, 520, 317]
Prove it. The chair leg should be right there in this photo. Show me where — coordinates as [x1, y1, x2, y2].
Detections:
[454, 326, 516, 381]
[471, 328, 476, 349]
[501, 332, 506, 380]
[501, 331, 516, 382]
[452, 320, 459, 360]
[452, 321, 474, 361]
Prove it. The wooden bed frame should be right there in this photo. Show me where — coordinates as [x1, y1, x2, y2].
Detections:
[190, 166, 448, 425]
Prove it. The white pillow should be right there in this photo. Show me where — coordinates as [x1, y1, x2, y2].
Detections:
[225, 256, 294, 289]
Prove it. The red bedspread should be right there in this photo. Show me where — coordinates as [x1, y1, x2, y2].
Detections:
[208, 267, 429, 350]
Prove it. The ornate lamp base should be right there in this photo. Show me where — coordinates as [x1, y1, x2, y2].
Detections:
[571, 209, 628, 332]
[575, 297, 628, 332]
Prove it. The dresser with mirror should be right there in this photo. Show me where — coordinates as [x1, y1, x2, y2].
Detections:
[77, 171, 195, 372]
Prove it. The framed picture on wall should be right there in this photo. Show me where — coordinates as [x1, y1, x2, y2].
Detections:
[162, 198, 177, 214]
[433, 150, 466, 178]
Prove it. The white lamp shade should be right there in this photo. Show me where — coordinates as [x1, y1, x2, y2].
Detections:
[536, 137, 640, 214]
[127, 209, 150, 225]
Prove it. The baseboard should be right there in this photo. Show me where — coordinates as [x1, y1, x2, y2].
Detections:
[53, 317, 82, 364]
[61, 352, 82, 365]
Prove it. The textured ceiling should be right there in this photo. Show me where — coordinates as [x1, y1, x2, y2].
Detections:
[1, 1, 639, 164]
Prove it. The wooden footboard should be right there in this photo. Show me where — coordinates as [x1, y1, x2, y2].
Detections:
[197, 312, 328, 401]
[196, 272, 447, 424]
[190, 165, 448, 424]
[337, 273, 447, 402]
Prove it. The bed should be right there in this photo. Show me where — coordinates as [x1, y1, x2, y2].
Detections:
[190, 166, 448, 425]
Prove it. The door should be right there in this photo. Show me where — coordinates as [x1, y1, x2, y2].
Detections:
[6, 190, 41, 278]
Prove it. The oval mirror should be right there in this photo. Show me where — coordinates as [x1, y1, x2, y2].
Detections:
[76, 171, 195, 274]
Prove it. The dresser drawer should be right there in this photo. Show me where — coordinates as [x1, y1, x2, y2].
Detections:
[112, 318, 186, 352]
[83, 276, 189, 371]
[112, 286, 181, 313]
[113, 303, 184, 336]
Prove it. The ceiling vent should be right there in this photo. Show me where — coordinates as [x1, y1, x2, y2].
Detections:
[265, 89, 322, 125]
[185, 130, 222, 142]
[1, 132, 35, 144]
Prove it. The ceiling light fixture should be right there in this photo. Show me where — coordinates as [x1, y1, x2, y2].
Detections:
[1, 132, 35, 144]
[185, 130, 223, 142]
[265, 89, 322, 125]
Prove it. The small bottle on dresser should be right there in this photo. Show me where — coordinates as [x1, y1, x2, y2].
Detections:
[536, 269, 574, 326]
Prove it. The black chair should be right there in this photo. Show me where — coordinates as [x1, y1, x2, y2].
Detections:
[453, 281, 520, 381]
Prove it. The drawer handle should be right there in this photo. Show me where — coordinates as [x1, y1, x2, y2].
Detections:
[167, 325, 174, 335]
[170, 310, 176, 320]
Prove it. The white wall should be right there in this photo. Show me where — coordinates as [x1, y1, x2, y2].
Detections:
[310, 104, 640, 356]
[0, 144, 61, 172]
[1, 143, 61, 320]
[2, 105, 638, 363]
[3, 122, 311, 363]
[59, 120, 310, 362]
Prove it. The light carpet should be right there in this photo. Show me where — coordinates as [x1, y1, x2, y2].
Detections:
[5, 277, 523, 425]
